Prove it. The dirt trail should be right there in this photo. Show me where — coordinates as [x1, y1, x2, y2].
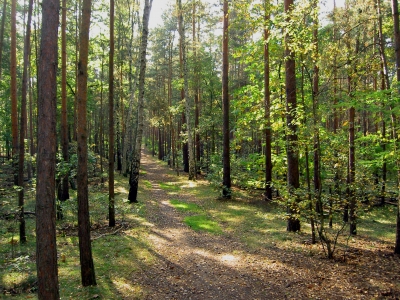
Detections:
[132, 151, 399, 300]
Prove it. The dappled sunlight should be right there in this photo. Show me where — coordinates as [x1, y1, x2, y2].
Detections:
[112, 277, 143, 297]
[181, 181, 198, 189]
[115, 185, 128, 195]
[220, 254, 237, 263]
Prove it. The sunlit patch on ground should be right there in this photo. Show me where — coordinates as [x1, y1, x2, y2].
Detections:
[115, 186, 128, 195]
[112, 277, 143, 298]
[220, 254, 237, 263]
[181, 181, 198, 189]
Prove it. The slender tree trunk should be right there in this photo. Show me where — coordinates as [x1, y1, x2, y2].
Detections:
[312, 2, 322, 218]
[285, 0, 300, 232]
[177, 0, 195, 180]
[117, 62, 123, 172]
[348, 37, 359, 236]
[36, 0, 60, 296]
[73, 0, 80, 141]
[122, 9, 139, 176]
[77, 0, 96, 285]
[264, 0, 272, 201]
[0, 0, 7, 80]
[100, 56, 104, 183]
[108, 0, 115, 227]
[192, 1, 201, 173]
[11, 0, 18, 184]
[18, 0, 33, 244]
[391, 0, 400, 254]
[60, 0, 69, 201]
[331, 0, 338, 228]
[128, 0, 152, 203]
[177, 4, 188, 173]
[222, 0, 231, 197]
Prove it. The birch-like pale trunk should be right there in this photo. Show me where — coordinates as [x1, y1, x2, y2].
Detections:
[128, 0, 152, 203]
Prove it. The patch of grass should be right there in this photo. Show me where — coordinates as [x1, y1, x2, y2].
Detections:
[170, 199, 203, 213]
[143, 180, 152, 189]
[358, 205, 396, 241]
[184, 215, 222, 234]
[159, 182, 180, 192]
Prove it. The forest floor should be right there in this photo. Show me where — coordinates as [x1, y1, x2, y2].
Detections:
[1, 150, 400, 299]
[127, 151, 400, 300]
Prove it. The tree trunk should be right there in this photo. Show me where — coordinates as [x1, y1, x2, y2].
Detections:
[60, 0, 69, 201]
[312, 1, 322, 223]
[391, 0, 400, 254]
[122, 10, 140, 176]
[264, 0, 272, 201]
[108, 0, 115, 227]
[222, 0, 231, 197]
[77, 0, 96, 286]
[128, 0, 152, 203]
[0, 0, 7, 80]
[19, 0, 34, 244]
[99, 56, 105, 183]
[178, 15, 189, 174]
[193, 1, 201, 173]
[285, 0, 300, 232]
[36, 0, 60, 296]
[177, 0, 195, 180]
[11, 0, 18, 184]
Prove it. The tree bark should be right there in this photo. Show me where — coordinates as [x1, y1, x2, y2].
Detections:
[18, 0, 34, 244]
[178, 17, 189, 174]
[264, 0, 272, 201]
[0, 0, 7, 80]
[11, 0, 18, 184]
[128, 0, 152, 203]
[60, 0, 70, 201]
[108, 0, 115, 227]
[77, 0, 96, 285]
[391, 0, 400, 254]
[36, 0, 60, 296]
[122, 8, 140, 176]
[285, 0, 300, 232]
[222, 0, 231, 197]
[178, 0, 196, 180]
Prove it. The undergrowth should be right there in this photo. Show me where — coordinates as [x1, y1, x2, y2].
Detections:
[0, 155, 397, 299]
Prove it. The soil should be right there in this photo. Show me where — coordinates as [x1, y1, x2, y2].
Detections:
[130, 151, 400, 300]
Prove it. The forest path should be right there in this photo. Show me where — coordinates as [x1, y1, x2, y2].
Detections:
[135, 151, 283, 299]
[130, 150, 397, 300]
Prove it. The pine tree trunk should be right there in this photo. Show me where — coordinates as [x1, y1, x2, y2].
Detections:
[128, 0, 152, 203]
[11, 0, 18, 184]
[108, 0, 115, 227]
[18, 0, 34, 244]
[391, 0, 400, 254]
[222, 0, 231, 197]
[285, 0, 300, 232]
[60, 0, 70, 201]
[36, 0, 60, 296]
[0, 0, 7, 80]
[264, 0, 272, 201]
[77, 0, 96, 285]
